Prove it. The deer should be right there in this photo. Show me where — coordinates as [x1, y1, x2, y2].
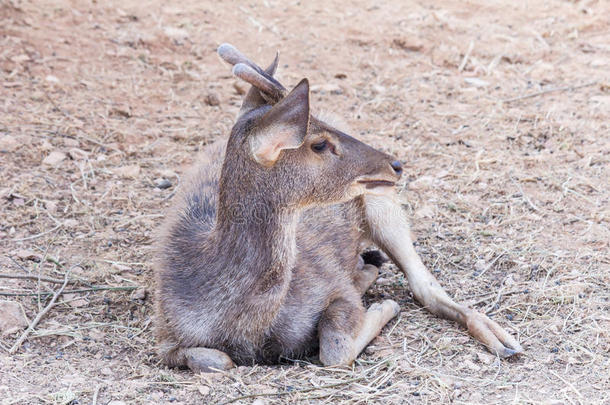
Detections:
[153, 43, 522, 372]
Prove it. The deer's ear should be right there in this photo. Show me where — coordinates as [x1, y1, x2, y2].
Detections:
[249, 78, 310, 166]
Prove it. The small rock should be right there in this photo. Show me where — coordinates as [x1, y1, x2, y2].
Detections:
[15, 249, 42, 262]
[462, 359, 481, 371]
[109, 108, 131, 118]
[42, 151, 67, 166]
[130, 287, 147, 301]
[414, 205, 435, 219]
[70, 265, 86, 277]
[376, 277, 391, 287]
[40, 139, 53, 151]
[474, 259, 487, 272]
[63, 219, 80, 228]
[113, 165, 140, 178]
[154, 178, 172, 189]
[476, 351, 495, 365]
[45, 200, 58, 212]
[111, 263, 131, 272]
[101, 367, 113, 376]
[252, 399, 266, 405]
[68, 298, 89, 308]
[372, 85, 386, 94]
[163, 26, 189, 40]
[0, 135, 19, 152]
[68, 148, 88, 160]
[392, 38, 424, 52]
[408, 175, 434, 191]
[63, 138, 80, 147]
[204, 93, 220, 106]
[11, 54, 30, 63]
[45, 75, 60, 83]
[310, 83, 343, 95]
[197, 385, 210, 396]
[464, 77, 489, 87]
[0, 301, 28, 336]
[107, 401, 127, 405]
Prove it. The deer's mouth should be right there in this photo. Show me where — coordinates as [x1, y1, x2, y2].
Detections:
[357, 180, 396, 189]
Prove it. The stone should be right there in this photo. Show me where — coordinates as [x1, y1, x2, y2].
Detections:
[0, 301, 28, 336]
[113, 165, 140, 178]
[42, 151, 67, 166]
[0, 135, 19, 152]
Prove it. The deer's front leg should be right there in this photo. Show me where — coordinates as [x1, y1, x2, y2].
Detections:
[362, 194, 522, 358]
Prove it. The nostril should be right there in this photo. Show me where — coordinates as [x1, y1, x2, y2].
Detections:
[390, 160, 403, 175]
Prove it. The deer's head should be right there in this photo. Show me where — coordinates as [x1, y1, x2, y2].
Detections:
[217, 44, 402, 209]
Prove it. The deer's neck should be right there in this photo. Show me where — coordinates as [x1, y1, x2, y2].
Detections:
[214, 189, 299, 293]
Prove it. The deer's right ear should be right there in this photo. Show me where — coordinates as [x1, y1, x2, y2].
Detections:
[248, 79, 310, 167]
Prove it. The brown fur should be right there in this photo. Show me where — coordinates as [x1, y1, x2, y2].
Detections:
[154, 44, 523, 372]
[154, 80, 399, 368]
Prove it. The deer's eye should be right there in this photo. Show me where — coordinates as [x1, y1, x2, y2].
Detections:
[311, 140, 328, 153]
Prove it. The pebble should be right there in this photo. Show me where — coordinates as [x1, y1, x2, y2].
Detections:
[15, 249, 42, 262]
[113, 165, 141, 178]
[68, 147, 88, 160]
[0, 301, 28, 336]
[474, 259, 487, 272]
[204, 93, 220, 106]
[0, 135, 19, 152]
[130, 287, 147, 301]
[155, 178, 172, 189]
[42, 150, 67, 166]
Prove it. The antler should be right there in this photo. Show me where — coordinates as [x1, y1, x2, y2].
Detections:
[217, 43, 286, 104]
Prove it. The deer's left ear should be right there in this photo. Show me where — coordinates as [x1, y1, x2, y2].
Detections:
[248, 78, 310, 167]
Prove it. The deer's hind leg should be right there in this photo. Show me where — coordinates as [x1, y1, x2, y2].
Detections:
[163, 346, 235, 373]
[318, 293, 399, 366]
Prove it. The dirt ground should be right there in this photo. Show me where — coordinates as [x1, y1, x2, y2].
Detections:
[1, 0, 608, 403]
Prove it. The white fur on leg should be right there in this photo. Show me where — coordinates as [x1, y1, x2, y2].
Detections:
[351, 299, 400, 359]
[362, 194, 523, 357]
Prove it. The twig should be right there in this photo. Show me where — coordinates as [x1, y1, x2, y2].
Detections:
[115, 214, 164, 229]
[458, 41, 474, 72]
[9, 269, 71, 354]
[0, 272, 94, 288]
[511, 178, 540, 212]
[0, 285, 138, 297]
[0, 273, 67, 284]
[92, 385, 101, 405]
[218, 377, 365, 405]
[468, 289, 526, 306]
[501, 81, 597, 103]
[11, 224, 62, 242]
[549, 370, 583, 399]
[474, 250, 507, 278]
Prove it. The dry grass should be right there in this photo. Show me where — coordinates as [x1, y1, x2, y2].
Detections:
[1, 0, 609, 403]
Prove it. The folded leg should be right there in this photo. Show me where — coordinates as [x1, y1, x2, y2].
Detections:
[362, 194, 522, 357]
[163, 346, 235, 373]
[318, 295, 399, 366]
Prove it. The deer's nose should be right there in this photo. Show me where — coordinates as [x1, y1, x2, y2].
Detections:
[390, 160, 403, 176]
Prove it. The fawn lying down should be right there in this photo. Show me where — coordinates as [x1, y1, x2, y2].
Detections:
[154, 44, 522, 372]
